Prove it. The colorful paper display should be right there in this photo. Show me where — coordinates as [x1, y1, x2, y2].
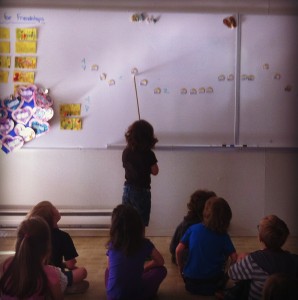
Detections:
[0, 85, 54, 153]
[15, 56, 37, 69]
[16, 28, 37, 41]
[13, 71, 35, 83]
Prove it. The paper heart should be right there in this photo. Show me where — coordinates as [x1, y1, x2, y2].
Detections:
[33, 106, 54, 122]
[14, 124, 36, 142]
[3, 96, 24, 111]
[12, 106, 34, 125]
[2, 135, 24, 152]
[0, 108, 8, 119]
[34, 89, 53, 108]
[17, 85, 37, 102]
[0, 118, 15, 135]
[29, 118, 50, 136]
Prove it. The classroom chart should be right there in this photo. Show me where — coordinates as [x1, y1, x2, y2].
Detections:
[0, 8, 297, 149]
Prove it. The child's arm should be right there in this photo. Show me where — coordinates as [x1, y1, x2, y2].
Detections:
[144, 248, 164, 271]
[229, 251, 238, 264]
[176, 242, 186, 274]
[151, 163, 159, 176]
[64, 258, 77, 270]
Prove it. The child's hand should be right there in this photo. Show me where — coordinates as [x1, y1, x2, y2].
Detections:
[236, 252, 249, 262]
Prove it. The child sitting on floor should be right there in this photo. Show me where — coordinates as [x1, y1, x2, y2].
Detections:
[105, 204, 167, 300]
[226, 215, 297, 300]
[27, 200, 89, 294]
[176, 196, 237, 296]
[0, 217, 66, 299]
[169, 189, 216, 264]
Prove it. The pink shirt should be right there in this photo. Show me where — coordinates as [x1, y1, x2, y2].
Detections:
[0, 257, 63, 300]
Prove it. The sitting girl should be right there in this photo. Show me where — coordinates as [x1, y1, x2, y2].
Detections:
[105, 204, 167, 300]
[0, 216, 66, 299]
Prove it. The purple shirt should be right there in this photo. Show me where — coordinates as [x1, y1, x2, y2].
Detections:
[106, 238, 154, 299]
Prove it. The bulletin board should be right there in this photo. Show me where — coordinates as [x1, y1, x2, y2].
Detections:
[0, 8, 297, 149]
[0, 8, 236, 149]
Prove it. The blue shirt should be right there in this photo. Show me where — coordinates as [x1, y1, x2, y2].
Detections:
[181, 223, 235, 279]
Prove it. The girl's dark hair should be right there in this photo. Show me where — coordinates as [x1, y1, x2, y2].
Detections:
[107, 204, 144, 256]
[125, 119, 158, 151]
[185, 189, 217, 222]
[0, 217, 51, 298]
[203, 196, 232, 234]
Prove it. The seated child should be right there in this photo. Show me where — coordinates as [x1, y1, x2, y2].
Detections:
[169, 189, 216, 264]
[0, 217, 66, 299]
[226, 215, 297, 300]
[262, 273, 298, 300]
[105, 204, 167, 300]
[176, 196, 237, 296]
[26, 200, 89, 294]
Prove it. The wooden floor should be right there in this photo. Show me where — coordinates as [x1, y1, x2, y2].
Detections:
[0, 234, 297, 300]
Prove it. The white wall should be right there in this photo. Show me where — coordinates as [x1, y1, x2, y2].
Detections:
[1, 148, 297, 236]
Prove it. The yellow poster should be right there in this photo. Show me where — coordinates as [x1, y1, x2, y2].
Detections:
[0, 56, 11, 68]
[13, 71, 35, 83]
[0, 27, 10, 39]
[16, 28, 37, 41]
[0, 70, 9, 83]
[15, 56, 37, 69]
[15, 41, 37, 53]
[60, 104, 81, 117]
[0, 41, 10, 53]
[60, 117, 82, 130]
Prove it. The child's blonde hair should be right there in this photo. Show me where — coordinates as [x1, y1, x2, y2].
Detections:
[27, 200, 55, 229]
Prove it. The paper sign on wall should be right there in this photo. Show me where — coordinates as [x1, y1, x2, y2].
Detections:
[0, 41, 10, 53]
[15, 41, 37, 53]
[15, 56, 37, 69]
[0, 27, 10, 39]
[16, 28, 37, 41]
[60, 104, 82, 130]
[0, 56, 11, 68]
[0, 70, 9, 83]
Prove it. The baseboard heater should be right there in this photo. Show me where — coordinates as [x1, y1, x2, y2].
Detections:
[0, 208, 112, 229]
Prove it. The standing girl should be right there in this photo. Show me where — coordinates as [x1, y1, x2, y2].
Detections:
[0, 217, 66, 299]
[122, 119, 159, 226]
[105, 204, 167, 300]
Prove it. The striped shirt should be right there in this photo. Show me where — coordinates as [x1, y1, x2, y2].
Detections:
[228, 255, 267, 300]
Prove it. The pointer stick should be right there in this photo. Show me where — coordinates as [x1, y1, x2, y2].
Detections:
[133, 75, 141, 120]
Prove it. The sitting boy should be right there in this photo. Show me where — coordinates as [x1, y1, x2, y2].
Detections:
[226, 215, 297, 300]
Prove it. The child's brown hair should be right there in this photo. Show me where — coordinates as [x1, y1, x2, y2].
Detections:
[203, 196, 232, 234]
[185, 189, 216, 222]
[125, 119, 158, 151]
[258, 215, 289, 250]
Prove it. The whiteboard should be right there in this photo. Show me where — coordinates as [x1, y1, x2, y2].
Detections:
[239, 15, 298, 147]
[0, 8, 236, 149]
